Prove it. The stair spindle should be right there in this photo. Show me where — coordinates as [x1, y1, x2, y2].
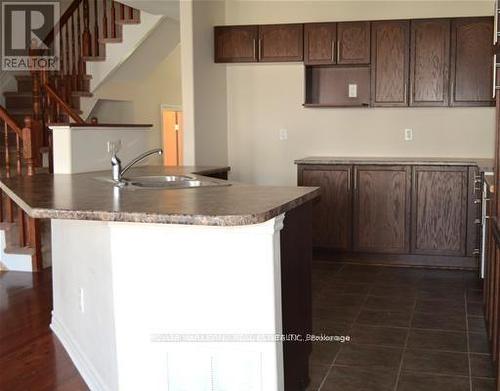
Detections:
[65, 24, 72, 103]
[82, 0, 92, 57]
[94, 0, 100, 56]
[128, 5, 133, 20]
[71, 15, 78, 90]
[77, 4, 85, 90]
[15, 133, 21, 176]
[102, 0, 108, 39]
[110, 1, 117, 38]
[120, 3, 125, 20]
[4, 122, 10, 179]
[18, 206, 26, 247]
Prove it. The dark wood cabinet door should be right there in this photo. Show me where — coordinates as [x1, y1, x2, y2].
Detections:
[353, 166, 411, 253]
[299, 165, 352, 250]
[304, 23, 336, 65]
[410, 19, 450, 106]
[450, 17, 494, 106]
[411, 166, 468, 256]
[259, 24, 304, 62]
[337, 21, 370, 64]
[371, 21, 410, 106]
[214, 26, 258, 63]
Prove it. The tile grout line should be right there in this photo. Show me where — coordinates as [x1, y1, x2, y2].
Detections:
[464, 282, 473, 391]
[392, 282, 418, 391]
[316, 270, 377, 391]
[315, 262, 350, 390]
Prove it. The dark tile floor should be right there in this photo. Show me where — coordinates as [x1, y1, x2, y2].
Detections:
[308, 262, 494, 391]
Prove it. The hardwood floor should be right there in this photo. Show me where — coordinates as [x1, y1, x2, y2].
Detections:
[0, 269, 88, 391]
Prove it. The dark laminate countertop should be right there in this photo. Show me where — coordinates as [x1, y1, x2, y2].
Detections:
[295, 156, 494, 171]
[0, 166, 319, 226]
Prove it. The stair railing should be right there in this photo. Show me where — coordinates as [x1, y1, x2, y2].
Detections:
[31, 0, 138, 165]
[0, 106, 42, 270]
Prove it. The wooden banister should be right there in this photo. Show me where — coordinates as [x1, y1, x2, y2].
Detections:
[43, 0, 84, 47]
[0, 106, 23, 137]
[44, 83, 85, 124]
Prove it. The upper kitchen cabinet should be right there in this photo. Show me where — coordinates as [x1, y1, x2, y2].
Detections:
[410, 19, 450, 107]
[304, 23, 337, 65]
[371, 21, 410, 106]
[259, 24, 304, 62]
[450, 17, 494, 106]
[337, 21, 371, 64]
[353, 165, 411, 254]
[214, 26, 259, 63]
[304, 21, 370, 65]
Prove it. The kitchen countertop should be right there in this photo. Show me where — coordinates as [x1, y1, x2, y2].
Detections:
[0, 166, 319, 226]
[295, 156, 494, 171]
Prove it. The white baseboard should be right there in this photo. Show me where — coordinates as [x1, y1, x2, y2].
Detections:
[50, 315, 111, 391]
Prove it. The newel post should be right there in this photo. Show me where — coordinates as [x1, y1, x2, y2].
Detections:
[22, 116, 35, 176]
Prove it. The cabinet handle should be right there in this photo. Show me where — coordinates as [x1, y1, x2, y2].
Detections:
[473, 249, 480, 256]
[253, 38, 256, 60]
[337, 40, 340, 63]
[258, 38, 262, 61]
[353, 172, 357, 190]
[347, 172, 351, 191]
[404, 83, 407, 101]
[493, 55, 497, 99]
[474, 199, 482, 204]
[331, 40, 335, 63]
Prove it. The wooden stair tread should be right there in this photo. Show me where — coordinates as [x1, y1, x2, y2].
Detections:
[72, 91, 93, 97]
[82, 56, 106, 62]
[4, 246, 35, 255]
[99, 37, 123, 44]
[15, 74, 93, 81]
[116, 18, 141, 25]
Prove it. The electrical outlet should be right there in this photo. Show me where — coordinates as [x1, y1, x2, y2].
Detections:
[404, 128, 413, 141]
[279, 128, 288, 141]
[107, 140, 122, 154]
[79, 288, 85, 313]
[348, 84, 358, 98]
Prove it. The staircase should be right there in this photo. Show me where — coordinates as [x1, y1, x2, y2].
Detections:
[0, 0, 157, 272]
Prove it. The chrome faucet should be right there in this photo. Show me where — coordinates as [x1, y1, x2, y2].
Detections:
[111, 148, 163, 183]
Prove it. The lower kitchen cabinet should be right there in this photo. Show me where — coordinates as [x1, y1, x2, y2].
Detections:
[297, 162, 481, 268]
[353, 165, 411, 253]
[298, 165, 352, 251]
[411, 166, 468, 256]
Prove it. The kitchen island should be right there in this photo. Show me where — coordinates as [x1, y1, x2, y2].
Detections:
[0, 166, 319, 391]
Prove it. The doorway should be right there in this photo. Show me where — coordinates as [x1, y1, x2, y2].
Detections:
[161, 106, 183, 166]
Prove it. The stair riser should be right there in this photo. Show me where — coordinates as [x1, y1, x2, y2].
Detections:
[16, 79, 33, 93]
[5, 95, 33, 109]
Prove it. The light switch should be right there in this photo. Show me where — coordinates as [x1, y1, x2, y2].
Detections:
[348, 84, 358, 98]
[404, 128, 413, 141]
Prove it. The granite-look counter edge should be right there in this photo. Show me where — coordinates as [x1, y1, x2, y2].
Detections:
[0, 166, 319, 226]
[295, 156, 495, 172]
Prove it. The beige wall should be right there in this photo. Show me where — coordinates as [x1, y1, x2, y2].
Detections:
[180, 0, 228, 166]
[90, 43, 182, 157]
[225, 0, 496, 185]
